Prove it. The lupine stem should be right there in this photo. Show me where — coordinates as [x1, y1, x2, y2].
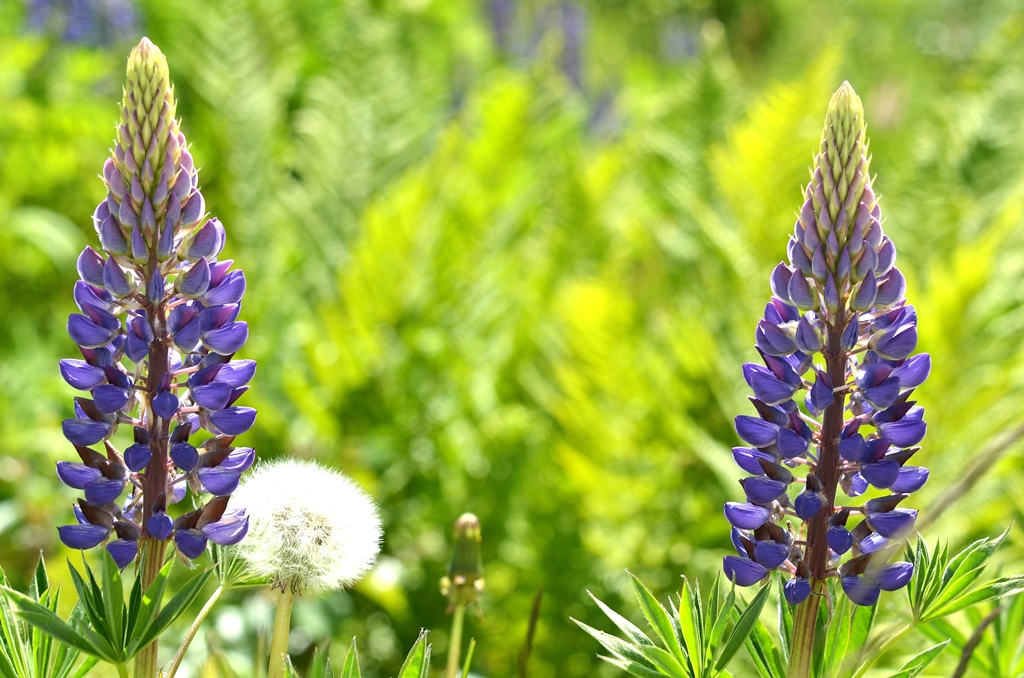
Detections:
[446, 603, 466, 678]
[789, 318, 849, 677]
[134, 538, 168, 678]
[166, 584, 225, 678]
[267, 585, 296, 678]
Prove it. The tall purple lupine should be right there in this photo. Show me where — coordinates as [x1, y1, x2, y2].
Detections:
[57, 38, 253, 571]
[721, 83, 928, 674]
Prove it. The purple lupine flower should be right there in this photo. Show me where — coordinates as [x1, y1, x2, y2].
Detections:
[55, 38, 253, 568]
[722, 83, 925, 607]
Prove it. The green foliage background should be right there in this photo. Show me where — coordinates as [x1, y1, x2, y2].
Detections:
[1, 0, 1024, 675]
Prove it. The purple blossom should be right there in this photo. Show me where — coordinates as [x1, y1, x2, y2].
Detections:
[55, 39, 252, 568]
[722, 83, 928, 606]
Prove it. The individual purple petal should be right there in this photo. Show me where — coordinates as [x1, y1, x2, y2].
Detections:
[197, 466, 242, 496]
[174, 528, 208, 559]
[753, 540, 789, 569]
[724, 502, 770, 530]
[206, 407, 257, 436]
[201, 509, 249, 545]
[770, 263, 793, 302]
[824, 274, 839, 310]
[181, 191, 206, 227]
[877, 562, 914, 591]
[735, 416, 779, 447]
[853, 270, 877, 310]
[874, 269, 906, 308]
[103, 256, 132, 297]
[732, 447, 774, 475]
[124, 443, 152, 472]
[723, 556, 769, 586]
[217, 360, 256, 387]
[776, 427, 809, 459]
[202, 322, 249, 355]
[169, 482, 187, 504]
[106, 539, 138, 569]
[77, 246, 107, 287]
[874, 323, 917, 361]
[841, 313, 860, 351]
[858, 532, 889, 554]
[788, 272, 815, 310]
[60, 359, 106, 390]
[860, 460, 900, 489]
[794, 491, 823, 520]
[810, 369, 834, 411]
[841, 575, 881, 606]
[218, 447, 255, 473]
[152, 390, 179, 420]
[203, 270, 246, 306]
[58, 524, 109, 550]
[755, 320, 798, 356]
[891, 354, 931, 390]
[157, 222, 174, 260]
[92, 384, 131, 413]
[56, 462, 102, 490]
[147, 512, 174, 540]
[861, 377, 901, 410]
[125, 331, 150, 363]
[67, 314, 119, 349]
[147, 272, 165, 305]
[796, 315, 822, 353]
[868, 508, 918, 539]
[890, 466, 929, 493]
[176, 257, 211, 297]
[171, 443, 199, 472]
[745, 366, 797, 406]
[186, 218, 226, 260]
[827, 526, 853, 555]
[84, 478, 126, 506]
[842, 472, 869, 498]
[877, 419, 927, 448]
[199, 304, 240, 332]
[191, 383, 231, 411]
[62, 418, 112, 446]
[742, 477, 789, 504]
[784, 578, 811, 605]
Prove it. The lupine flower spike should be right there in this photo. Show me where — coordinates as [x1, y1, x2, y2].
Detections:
[721, 82, 928, 676]
[57, 37, 255, 572]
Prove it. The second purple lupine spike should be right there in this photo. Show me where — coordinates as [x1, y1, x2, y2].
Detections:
[723, 83, 928, 620]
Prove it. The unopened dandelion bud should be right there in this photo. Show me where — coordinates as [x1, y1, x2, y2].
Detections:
[441, 513, 485, 611]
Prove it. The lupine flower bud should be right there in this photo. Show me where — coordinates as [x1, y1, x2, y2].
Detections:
[723, 83, 926, 605]
[56, 38, 254, 568]
[440, 513, 486, 612]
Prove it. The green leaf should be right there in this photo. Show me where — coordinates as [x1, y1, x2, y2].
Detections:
[130, 568, 211, 656]
[707, 580, 736, 658]
[0, 587, 108, 662]
[341, 638, 360, 678]
[924, 529, 1010, 619]
[597, 653, 666, 678]
[927, 575, 1024, 619]
[633, 643, 691, 677]
[587, 591, 655, 647]
[775, 579, 792, 667]
[888, 640, 949, 678]
[307, 646, 334, 678]
[68, 657, 100, 678]
[715, 581, 771, 672]
[677, 577, 702, 677]
[743, 612, 785, 678]
[98, 552, 125, 656]
[574, 619, 665, 670]
[460, 638, 475, 678]
[395, 630, 430, 678]
[628, 571, 688, 671]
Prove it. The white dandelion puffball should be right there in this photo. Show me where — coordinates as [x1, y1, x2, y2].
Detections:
[231, 459, 383, 593]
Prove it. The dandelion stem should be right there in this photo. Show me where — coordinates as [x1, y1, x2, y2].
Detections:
[267, 585, 296, 678]
[167, 584, 226, 678]
[446, 603, 466, 678]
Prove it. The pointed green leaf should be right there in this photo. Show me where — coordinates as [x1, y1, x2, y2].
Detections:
[98, 551, 125, 655]
[743, 613, 785, 678]
[708, 581, 736, 657]
[0, 587, 109, 661]
[628, 572, 687, 670]
[716, 581, 771, 672]
[574, 618, 664, 669]
[677, 577, 702, 677]
[588, 591, 655, 647]
[597, 653, 666, 678]
[927, 575, 1024, 620]
[887, 640, 949, 678]
[130, 568, 211, 655]
[460, 638, 475, 678]
[341, 638, 360, 678]
[396, 630, 430, 678]
[69, 657, 101, 678]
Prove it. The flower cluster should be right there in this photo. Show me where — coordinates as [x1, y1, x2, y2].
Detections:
[723, 83, 927, 606]
[56, 38, 253, 568]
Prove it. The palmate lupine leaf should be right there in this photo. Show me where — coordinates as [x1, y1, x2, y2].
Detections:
[577, 572, 771, 678]
[4, 552, 209, 667]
